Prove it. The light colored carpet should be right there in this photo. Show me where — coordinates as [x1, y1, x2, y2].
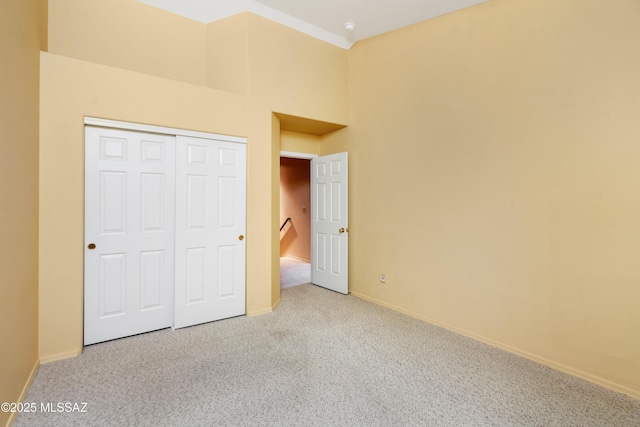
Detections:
[16, 284, 640, 426]
[280, 256, 311, 288]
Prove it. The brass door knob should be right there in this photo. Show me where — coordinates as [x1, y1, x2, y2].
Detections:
[339, 228, 345, 234]
[239, 235, 244, 241]
[88, 243, 96, 250]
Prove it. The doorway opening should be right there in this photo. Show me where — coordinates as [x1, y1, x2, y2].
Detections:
[278, 148, 349, 295]
[279, 154, 313, 289]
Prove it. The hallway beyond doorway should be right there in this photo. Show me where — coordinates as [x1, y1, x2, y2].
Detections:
[280, 257, 311, 288]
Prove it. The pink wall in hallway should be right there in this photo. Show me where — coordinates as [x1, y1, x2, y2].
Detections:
[280, 157, 310, 261]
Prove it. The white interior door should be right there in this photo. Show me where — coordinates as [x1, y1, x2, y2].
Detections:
[311, 152, 348, 294]
[174, 136, 246, 329]
[84, 127, 176, 345]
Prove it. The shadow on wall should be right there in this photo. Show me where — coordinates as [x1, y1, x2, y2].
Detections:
[280, 222, 298, 256]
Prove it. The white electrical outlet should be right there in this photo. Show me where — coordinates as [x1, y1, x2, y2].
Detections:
[379, 274, 386, 283]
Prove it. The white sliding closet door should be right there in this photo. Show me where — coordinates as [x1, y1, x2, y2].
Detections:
[84, 119, 247, 345]
[84, 127, 176, 345]
[174, 136, 247, 329]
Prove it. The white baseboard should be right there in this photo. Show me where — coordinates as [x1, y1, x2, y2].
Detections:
[350, 290, 640, 401]
[281, 255, 310, 263]
[247, 298, 280, 317]
[4, 358, 39, 427]
[39, 348, 82, 365]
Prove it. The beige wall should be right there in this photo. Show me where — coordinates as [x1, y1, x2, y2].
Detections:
[46, 0, 349, 124]
[38, 0, 348, 361]
[281, 130, 322, 155]
[323, 0, 640, 398]
[248, 14, 348, 125]
[206, 13, 249, 95]
[280, 158, 311, 261]
[0, 0, 44, 425]
[33, 0, 640, 406]
[271, 115, 282, 309]
[48, 0, 207, 86]
[39, 52, 275, 359]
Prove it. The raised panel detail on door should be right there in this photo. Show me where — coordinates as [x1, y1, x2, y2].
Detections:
[186, 247, 206, 304]
[217, 245, 236, 298]
[316, 234, 327, 272]
[219, 177, 236, 227]
[188, 144, 208, 165]
[100, 172, 127, 234]
[101, 137, 127, 160]
[85, 127, 175, 345]
[174, 136, 246, 329]
[141, 140, 164, 162]
[316, 182, 327, 221]
[140, 250, 164, 310]
[331, 235, 342, 275]
[331, 182, 341, 221]
[141, 173, 165, 232]
[187, 175, 207, 229]
[99, 253, 126, 318]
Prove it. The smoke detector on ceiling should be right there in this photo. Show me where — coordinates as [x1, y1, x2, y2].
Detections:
[344, 22, 356, 43]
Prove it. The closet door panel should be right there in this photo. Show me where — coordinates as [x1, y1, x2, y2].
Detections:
[84, 127, 175, 345]
[174, 136, 246, 329]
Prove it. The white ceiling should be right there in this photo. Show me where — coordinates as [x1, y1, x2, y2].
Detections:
[138, 0, 488, 49]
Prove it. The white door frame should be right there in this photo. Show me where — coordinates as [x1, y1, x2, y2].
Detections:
[279, 151, 318, 160]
